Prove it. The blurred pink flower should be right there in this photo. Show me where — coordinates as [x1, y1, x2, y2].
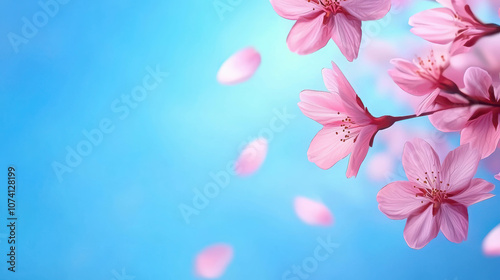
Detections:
[389, 48, 455, 96]
[377, 138, 494, 249]
[299, 62, 397, 177]
[483, 224, 500, 256]
[270, 0, 391, 61]
[234, 138, 268, 176]
[388, 46, 464, 115]
[409, 0, 500, 52]
[194, 244, 233, 279]
[495, 173, 500, 180]
[217, 47, 261, 85]
[429, 67, 500, 158]
[294, 196, 334, 226]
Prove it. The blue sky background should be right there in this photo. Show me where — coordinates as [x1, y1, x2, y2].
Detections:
[0, 0, 499, 279]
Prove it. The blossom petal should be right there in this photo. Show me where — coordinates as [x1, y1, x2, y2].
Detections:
[331, 13, 362, 62]
[195, 244, 233, 279]
[402, 138, 441, 186]
[287, 12, 333, 55]
[440, 143, 480, 193]
[388, 59, 437, 96]
[377, 181, 426, 220]
[342, 0, 391, 21]
[495, 173, 500, 181]
[307, 125, 356, 170]
[463, 67, 493, 100]
[294, 196, 334, 226]
[346, 125, 377, 178]
[234, 138, 268, 176]
[409, 8, 459, 44]
[324, 62, 371, 124]
[483, 224, 500, 256]
[416, 88, 441, 116]
[460, 112, 500, 158]
[323, 62, 357, 99]
[404, 204, 440, 249]
[217, 47, 261, 85]
[439, 203, 468, 243]
[451, 178, 495, 206]
[298, 90, 345, 125]
[270, 0, 319, 20]
[429, 106, 473, 132]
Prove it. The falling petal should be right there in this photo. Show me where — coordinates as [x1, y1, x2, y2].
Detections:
[495, 173, 500, 181]
[294, 196, 334, 226]
[194, 244, 233, 278]
[483, 224, 500, 256]
[216, 47, 261, 85]
[234, 138, 268, 176]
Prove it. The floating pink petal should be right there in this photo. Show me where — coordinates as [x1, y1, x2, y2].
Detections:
[216, 47, 261, 85]
[234, 138, 268, 176]
[194, 244, 233, 278]
[294, 196, 334, 226]
[495, 173, 500, 181]
[483, 224, 500, 256]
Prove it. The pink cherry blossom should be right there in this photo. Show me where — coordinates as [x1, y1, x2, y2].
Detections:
[235, 138, 268, 176]
[194, 244, 233, 278]
[294, 196, 334, 226]
[298, 62, 399, 177]
[409, 0, 500, 52]
[429, 67, 500, 158]
[377, 138, 495, 249]
[388, 47, 458, 97]
[483, 224, 500, 256]
[217, 47, 261, 85]
[495, 173, 500, 180]
[270, 0, 391, 61]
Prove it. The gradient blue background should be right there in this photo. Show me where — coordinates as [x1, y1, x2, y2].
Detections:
[0, 0, 499, 279]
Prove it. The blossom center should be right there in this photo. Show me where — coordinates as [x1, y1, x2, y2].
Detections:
[414, 50, 448, 83]
[308, 0, 346, 16]
[336, 113, 358, 143]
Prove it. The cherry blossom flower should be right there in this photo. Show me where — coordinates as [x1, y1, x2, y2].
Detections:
[270, 0, 391, 61]
[389, 47, 458, 97]
[377, 138, 494, 249]
[429, 67, 500, 158]
[409, 0, 500, 52]
[495, 173, 500, 181]
[298, 62, 399, 177]
[388, 46, 464, 115]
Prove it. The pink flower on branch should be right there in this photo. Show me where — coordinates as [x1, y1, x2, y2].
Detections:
[389, 47, 458, 97]
[409, 0, 500, 52]
[270, 0, 391, 61]
[429, 67, 500, 158]
[377, 138, 495, 249]
[298, 62, 401, 178]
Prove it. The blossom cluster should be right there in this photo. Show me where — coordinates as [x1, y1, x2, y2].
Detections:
[271, 0, 500, 249]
